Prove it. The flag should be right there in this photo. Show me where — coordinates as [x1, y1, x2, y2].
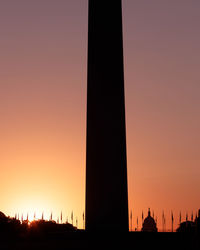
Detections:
[27, 213, 28, 221]
[142, 211, 144, 224]
[164, 216, 166, 231]
[61, 211, 62, 223]
[82, 211, 85, 229]
[186, 212, 188, 221]
[179, 212, 182, 224]
[34, 212, 36, 220]
[130, 210, 132, 231]
[171, 211, 174, 232]
[71, 211, 73, 224]
[83, 211, 85, 221]
[162, 211, 165, 232]
[171, 211, 174, 222]
[162, 211, 164, 222]
[191, 212, 193, 221]
[42, 212, 44, 220]
[50, 212, 53, 221]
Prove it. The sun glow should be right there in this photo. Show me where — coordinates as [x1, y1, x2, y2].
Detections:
[12, 197, 54, 222]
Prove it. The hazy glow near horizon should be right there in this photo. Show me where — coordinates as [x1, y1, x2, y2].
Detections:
[0, 0, 200, 231]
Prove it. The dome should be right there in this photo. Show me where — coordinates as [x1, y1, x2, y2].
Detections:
[142, 209, 157, 232]
[177, 221, 196, 233]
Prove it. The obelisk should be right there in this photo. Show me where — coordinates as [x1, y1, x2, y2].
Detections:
[86, 0, 129, 231]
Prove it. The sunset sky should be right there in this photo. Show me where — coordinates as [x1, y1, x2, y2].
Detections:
[0, 0, 200, 231]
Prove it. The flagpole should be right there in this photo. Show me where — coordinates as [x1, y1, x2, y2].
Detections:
[83, 211, 85, 230]
[171, 211, 174, 232]
[130, 210, 132, 232]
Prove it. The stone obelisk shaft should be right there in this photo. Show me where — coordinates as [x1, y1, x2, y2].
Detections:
[86, 0, 129, 231]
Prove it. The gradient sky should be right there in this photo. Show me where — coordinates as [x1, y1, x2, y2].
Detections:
[0, 0, 200, 231]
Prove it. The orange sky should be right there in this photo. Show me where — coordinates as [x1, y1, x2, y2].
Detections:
[0, 1, 200, 231]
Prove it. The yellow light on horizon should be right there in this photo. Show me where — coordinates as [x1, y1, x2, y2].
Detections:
[11, 197, 53, 221]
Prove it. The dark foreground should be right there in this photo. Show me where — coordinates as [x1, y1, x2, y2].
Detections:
[0, 231, 199, 250]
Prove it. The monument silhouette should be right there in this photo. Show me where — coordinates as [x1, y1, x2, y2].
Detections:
[86, 0, 129, 231]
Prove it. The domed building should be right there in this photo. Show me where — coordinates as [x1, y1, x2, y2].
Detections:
[142, 209, 157, 232]
[176, 221, 196, 233]
[177, 209, 200, 233]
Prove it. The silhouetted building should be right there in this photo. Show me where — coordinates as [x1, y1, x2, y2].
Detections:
[177, 209, 200, 234]
[142, 209, 157, 232]
[177, 221, 196, 233]
[86, 0, 129, 231]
